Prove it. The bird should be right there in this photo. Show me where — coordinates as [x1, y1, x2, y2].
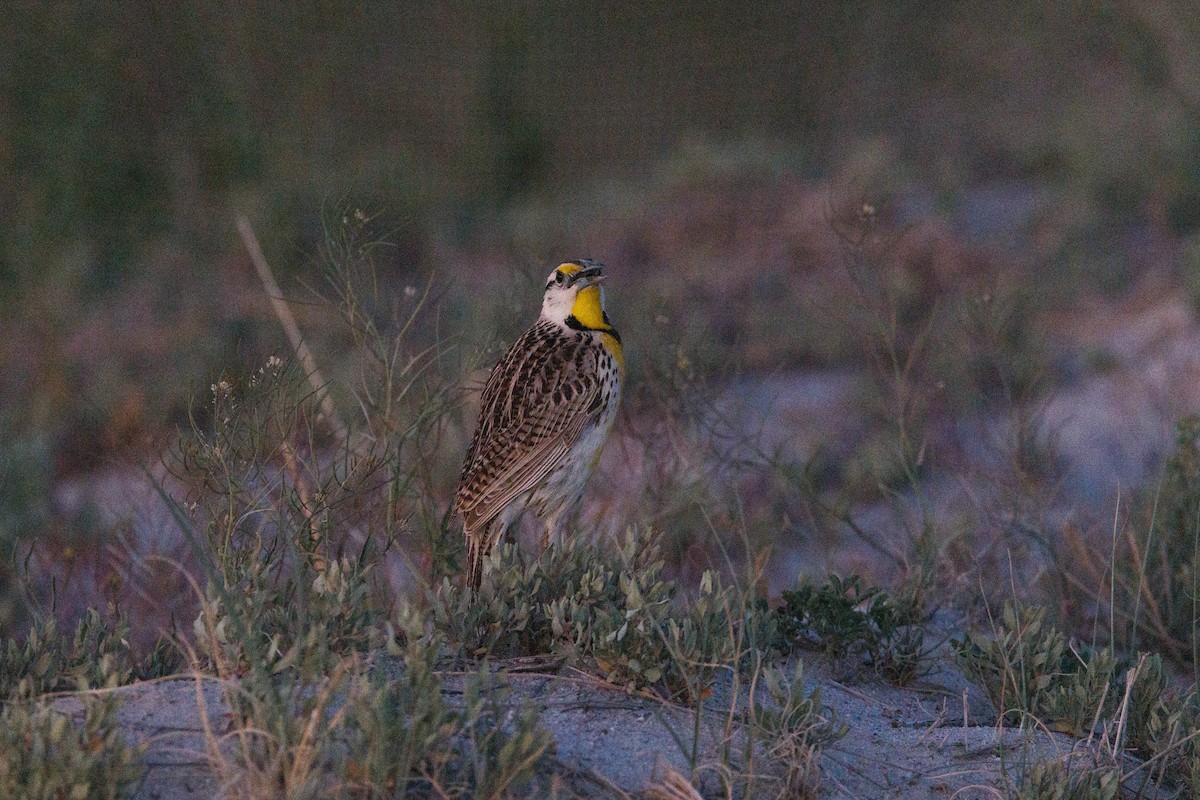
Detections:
[455, 259, 624, 591]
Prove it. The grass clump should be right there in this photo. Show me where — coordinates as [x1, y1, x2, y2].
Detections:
[453, 667, 554, 799]
[952, 603, 1200, 793]
[190, 551, 377, 677]
[1, 610, 130, 700]
[953, 602, 1200, 782]
[200, 593, 554, 799]
[341, 634, 450, 796]
[741, 660, 844, 799]
[181, 471, 555, 799]
[1118, 414, 1200, 672]
[0, 592, 176, 799]
[343, 611, 551, 799]
[1116, 674, 1200, 796]
[1018, 756, 1120, 800]
[421, 531, 849, 796]
[956, 600, 1200, 795]
[194, 562, 371, 798]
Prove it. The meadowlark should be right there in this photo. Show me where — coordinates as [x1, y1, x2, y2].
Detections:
[455, 259, 624, 591]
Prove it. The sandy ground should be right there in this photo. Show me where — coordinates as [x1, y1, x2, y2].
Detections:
[53, 637, 1170, 799]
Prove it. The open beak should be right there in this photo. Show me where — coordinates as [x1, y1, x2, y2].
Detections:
[569, 264, 605, 287]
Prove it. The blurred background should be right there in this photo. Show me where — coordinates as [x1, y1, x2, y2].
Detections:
[5, 1, 1200, 645]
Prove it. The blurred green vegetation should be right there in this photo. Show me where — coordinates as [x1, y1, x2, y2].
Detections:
[6, 2, 1200, 297]
[5, 1, 1200, 629]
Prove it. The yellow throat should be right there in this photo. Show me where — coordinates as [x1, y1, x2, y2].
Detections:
[570, 284, 624, 371]
[570, 284, 606, 329]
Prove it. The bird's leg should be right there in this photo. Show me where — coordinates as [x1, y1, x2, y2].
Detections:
[468, 519, 512, 592]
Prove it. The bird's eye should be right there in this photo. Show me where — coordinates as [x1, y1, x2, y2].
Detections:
[554, 271, 566, 285]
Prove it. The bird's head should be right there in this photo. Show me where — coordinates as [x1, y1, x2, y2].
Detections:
[541, 260, 611, 330]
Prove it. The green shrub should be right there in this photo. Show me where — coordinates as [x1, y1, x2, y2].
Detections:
[0, 609, 175, 800]
[0, 682, 143, 800]
[425, 527, 770, 696]
[191, 553, 377, 677]
[0, 610, 133, 701]
[954, 602, 1178, 751]
[208, 603, 554, 800]
[952, 605, 1200, 793]
[1120, 679, 1200, 796]
[778, 574, 928, 684]
[956, 603, 1110, 734]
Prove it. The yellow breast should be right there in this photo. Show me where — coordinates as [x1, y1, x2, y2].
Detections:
[600, 331, 625, 372]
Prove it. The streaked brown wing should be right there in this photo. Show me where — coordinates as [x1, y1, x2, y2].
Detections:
[456, 322, 602, 533]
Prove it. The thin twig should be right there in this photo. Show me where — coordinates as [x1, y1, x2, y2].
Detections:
[237, 214, 348, 445]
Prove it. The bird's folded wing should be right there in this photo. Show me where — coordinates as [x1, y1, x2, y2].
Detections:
[458, 378, 600, 533]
